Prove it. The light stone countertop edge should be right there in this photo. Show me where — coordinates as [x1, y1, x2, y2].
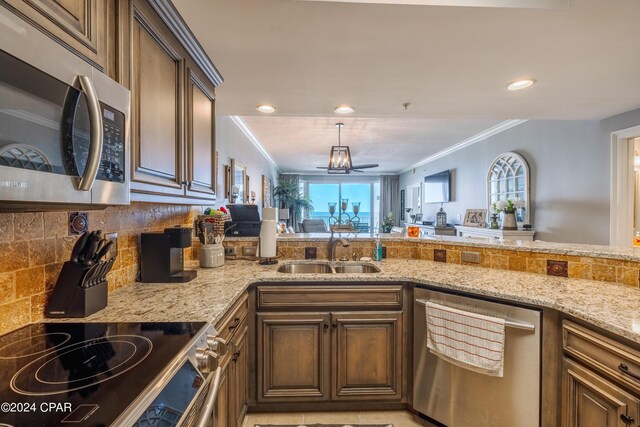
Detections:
[46, 259, 640, 346]
[225, 233, 640, 262]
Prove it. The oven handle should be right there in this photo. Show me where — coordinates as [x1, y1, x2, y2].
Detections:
[195, 365, 225, 427]
[77, 75, 103, 191]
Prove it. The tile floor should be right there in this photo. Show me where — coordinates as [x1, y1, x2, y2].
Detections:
[244, 410, 429, 427]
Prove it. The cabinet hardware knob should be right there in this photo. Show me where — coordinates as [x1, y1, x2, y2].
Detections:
[228, 317, 241, 330]
[332, 323, 338, 328]
[323, 323, 329, 330]
[232, 351, 240, 362]
[620, 414, 635, 425]
[618, 363, 640, 382]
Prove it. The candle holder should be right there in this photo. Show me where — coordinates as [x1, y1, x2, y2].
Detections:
[351, 202, 361, 228]
[328, 202, 338, 226]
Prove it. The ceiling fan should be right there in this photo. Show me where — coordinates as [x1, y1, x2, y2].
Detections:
[316, 123, 379, 174]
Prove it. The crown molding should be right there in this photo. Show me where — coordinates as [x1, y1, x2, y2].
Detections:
[399, 119, 528, 174]
[230, 116, 281, 172]
[147, 0, 223, 86]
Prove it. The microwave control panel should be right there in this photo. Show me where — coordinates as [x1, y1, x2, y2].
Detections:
[98, 103, 126, 183]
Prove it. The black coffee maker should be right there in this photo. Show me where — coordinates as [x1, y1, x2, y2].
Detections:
[140, 226, 197, 283]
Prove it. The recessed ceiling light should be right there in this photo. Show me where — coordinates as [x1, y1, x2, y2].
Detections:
[256, 104, 276, 113]
[506, 79, 537, 91]
[334, 105, 355, 114]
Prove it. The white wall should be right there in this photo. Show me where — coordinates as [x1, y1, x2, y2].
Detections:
[399, 120, 610, 244]
[214, 116, 279, 212]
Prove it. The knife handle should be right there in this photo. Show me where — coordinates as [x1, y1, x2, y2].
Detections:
[70, 232, 90, 263]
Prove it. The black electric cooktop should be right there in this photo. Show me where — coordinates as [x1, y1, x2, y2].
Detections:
[0, 322, 206, 427]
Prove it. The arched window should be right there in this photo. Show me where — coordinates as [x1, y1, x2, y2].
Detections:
[487, 152, 530, 224]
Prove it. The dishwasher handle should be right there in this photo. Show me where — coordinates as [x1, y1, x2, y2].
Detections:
[415, 298, 536, 331]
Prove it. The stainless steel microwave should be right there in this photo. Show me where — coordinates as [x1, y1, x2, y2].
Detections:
[0, 9, 130, 211]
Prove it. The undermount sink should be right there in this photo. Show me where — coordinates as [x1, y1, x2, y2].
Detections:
[277, 263, 333, 274]
[333, 263, 381, 274]
[276, 262, 380, 274]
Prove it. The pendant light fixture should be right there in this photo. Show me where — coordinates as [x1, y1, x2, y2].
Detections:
[327, 123, 353, 174]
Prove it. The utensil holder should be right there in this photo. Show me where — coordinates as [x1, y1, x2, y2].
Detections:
[199, 243, 225, 268]
[45, 258, 115, 318]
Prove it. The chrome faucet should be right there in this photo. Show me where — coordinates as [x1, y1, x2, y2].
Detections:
[329, 231, 350, 261]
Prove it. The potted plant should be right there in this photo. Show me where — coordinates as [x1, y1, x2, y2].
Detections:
[272, 177, 314, 231]
[380, 211, 395, 233]
[491, 199, 525, 230]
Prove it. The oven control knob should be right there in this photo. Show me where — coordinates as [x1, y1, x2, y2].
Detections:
[196, 348, 218, 374]
[207, 336, 228, 356]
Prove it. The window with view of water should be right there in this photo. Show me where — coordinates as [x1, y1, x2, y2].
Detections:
[304, 180, 380, 233]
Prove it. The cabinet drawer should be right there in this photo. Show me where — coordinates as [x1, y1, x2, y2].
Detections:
[256, 285, 403, 311]
[216, 292, 249, 342]
[563, 320, 640, 394]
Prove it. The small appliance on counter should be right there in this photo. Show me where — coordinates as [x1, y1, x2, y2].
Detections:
[140, 226, 197, 283]
[224, 204, 261, 236]
[46, 230, 116, 318]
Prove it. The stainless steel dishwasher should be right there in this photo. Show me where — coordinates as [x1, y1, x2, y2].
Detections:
[413, 287, 541, 427]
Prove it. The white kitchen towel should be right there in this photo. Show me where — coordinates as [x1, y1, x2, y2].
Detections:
[425, 301, 506, 377]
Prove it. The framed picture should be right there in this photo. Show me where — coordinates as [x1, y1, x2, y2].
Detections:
[262, 175, 272, 208]
[463, 209, 487, 227]
[414, 213, 423, 223]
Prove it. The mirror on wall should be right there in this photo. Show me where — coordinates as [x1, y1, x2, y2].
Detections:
[230, 159, 246, 204]
[487, 152, 531, 224]
[405, 182, 422, 223]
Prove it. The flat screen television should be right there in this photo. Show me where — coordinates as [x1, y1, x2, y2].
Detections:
[423, 170, 450, 203]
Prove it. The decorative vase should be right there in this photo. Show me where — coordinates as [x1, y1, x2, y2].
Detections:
[501, 211, 518, 230]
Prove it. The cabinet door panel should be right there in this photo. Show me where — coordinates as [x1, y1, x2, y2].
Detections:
[230, 324, 248, 427]
[257, 312, 330, 402]
[562, 358, 640, 427]
[186, 67, 215, 198]
[130, 6, 184, 195]
[332, 312, 402, 400]
[2, 0, 109, 71]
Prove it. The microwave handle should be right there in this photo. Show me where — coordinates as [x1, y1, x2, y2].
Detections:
[77, 75, 103, 191]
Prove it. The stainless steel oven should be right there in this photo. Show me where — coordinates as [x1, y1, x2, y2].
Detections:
[0, 8, 130, 210]
[0, 322, 227, 427]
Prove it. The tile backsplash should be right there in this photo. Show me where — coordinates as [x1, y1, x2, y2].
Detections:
[0, 203, 197, 335]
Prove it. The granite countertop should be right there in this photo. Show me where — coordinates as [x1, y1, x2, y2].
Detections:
[225, 233, 640, 262]
[56, 259, 640, 345]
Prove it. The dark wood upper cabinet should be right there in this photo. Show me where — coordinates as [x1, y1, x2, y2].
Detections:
[130, 3, 184, 196]
[125, 0, 220, 203]
[1, 0, 113, 76]
[185, 66, 216, 198]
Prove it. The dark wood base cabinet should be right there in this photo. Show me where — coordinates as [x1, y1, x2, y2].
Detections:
[562, 320, 640, 427]
[215, 293, 249, 427]
[332, 312, 402, 400]
[562, 358, 640, 427]
[257, 311, 403, 403]
[253, 284, 406, 407]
